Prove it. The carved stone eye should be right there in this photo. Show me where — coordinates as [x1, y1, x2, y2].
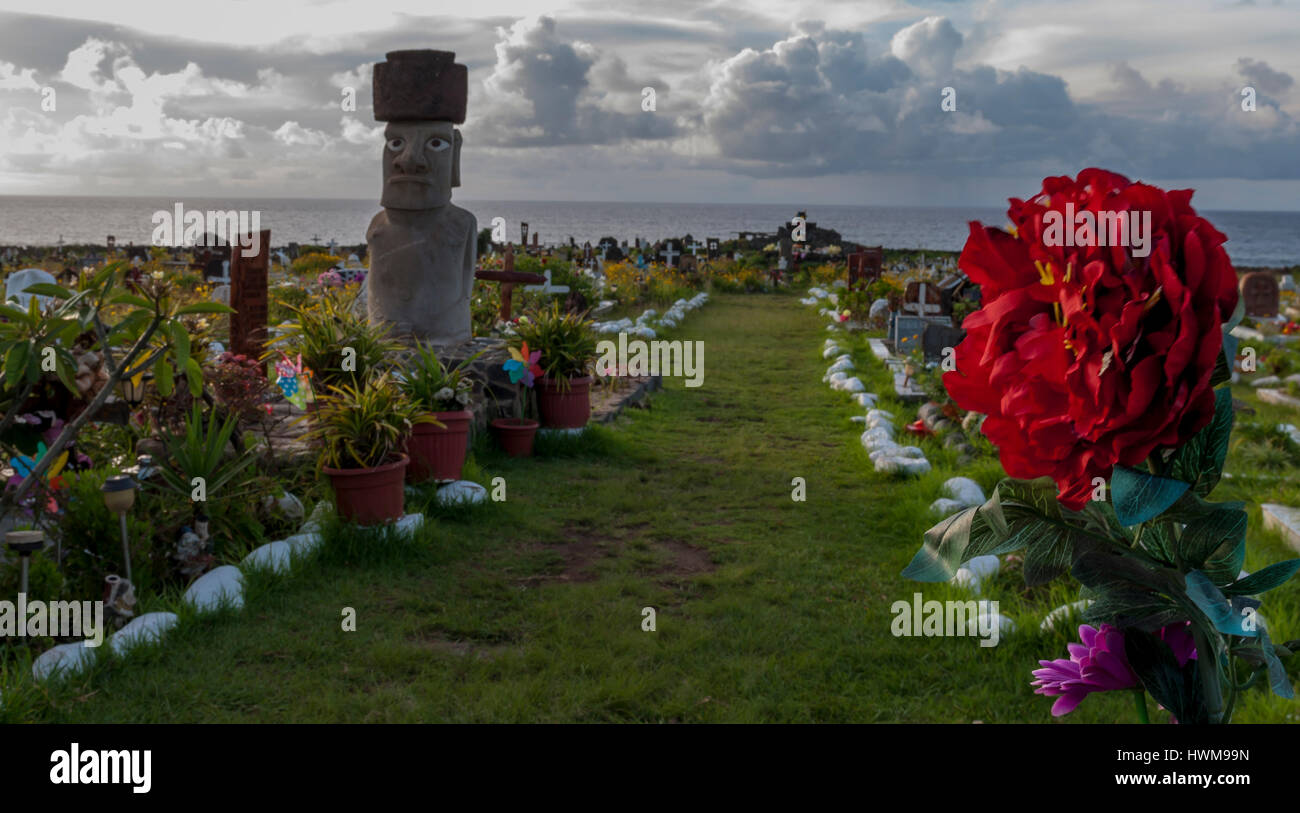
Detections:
[386, 137, 405, 152]
[426, 137, 450, 152]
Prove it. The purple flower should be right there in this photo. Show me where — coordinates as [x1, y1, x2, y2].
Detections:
[1031, 623, 1197, 716]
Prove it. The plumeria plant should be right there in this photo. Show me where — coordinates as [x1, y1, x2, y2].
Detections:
[0, 261, 231, 520]
[903, 169, 1299, 724]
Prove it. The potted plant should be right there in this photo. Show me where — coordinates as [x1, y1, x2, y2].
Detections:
[514, 302, 598, 429]
[307, 372, 428, 525]
[491, 341, 541, 457]
[398, 344, 479, 483]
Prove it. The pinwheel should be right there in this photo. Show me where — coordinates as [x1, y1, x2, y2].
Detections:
[503, 341, 543, 388]
[272, 352, 312, 409]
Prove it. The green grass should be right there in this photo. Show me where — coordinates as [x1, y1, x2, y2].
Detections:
[7, 291, 1300, 723]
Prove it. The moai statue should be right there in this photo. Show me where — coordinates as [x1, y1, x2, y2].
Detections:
[366, 50, 477, 346]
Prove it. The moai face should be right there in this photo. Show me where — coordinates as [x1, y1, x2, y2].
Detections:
[380, 121, 462, 210]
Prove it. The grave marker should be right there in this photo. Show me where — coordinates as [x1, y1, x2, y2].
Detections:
[229, 228, 271, 359]
[1241, 271, 1279, 318]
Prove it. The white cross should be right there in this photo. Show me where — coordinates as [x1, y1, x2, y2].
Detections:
[689, 241, 702, 257]
[523, 269, 570, 295]
[661, 242, 679, 266]
[903, 282, 942, 315]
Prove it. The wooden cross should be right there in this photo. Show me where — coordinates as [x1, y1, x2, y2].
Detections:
[474, 244, 546, 321]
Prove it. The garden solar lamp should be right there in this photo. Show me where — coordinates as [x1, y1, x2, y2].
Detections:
[5, 528, 45, 595]
[119, 371, 147, 407]
[101, 475, 137, 583]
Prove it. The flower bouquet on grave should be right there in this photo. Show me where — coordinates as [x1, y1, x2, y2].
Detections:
[901, 169, 1300, 723]
[271, 352, 313, 411]
[490, 341, 542, 457]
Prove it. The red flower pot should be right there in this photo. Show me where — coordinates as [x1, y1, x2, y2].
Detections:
[491, 418, 538, 457]
[536, 375, 592, 429]
[323, 454, 408, 526]
[405, 410, 473, 483]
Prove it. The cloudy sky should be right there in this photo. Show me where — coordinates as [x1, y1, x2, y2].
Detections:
[0, 0, 1298, 209]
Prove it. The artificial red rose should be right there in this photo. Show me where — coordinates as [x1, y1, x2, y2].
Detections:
[945, 168, 1238, 509]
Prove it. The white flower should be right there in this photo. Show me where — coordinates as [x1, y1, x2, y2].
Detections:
[435, 387, 454, 402]
[455, 390, 471, 406]
[151, 270, 164, 281]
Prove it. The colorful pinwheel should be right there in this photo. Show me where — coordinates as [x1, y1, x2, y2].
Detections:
[503, 341, 543, 388]
[272, 352, 312, 409]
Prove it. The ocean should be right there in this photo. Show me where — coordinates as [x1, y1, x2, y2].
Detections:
[1, 196, 1297, 267]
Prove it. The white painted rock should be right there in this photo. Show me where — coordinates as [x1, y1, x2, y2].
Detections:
[5, 268, 57, 310]
[242, 539, 293, 574]
[952, 567, 981, 594]
[869, 298, 890, 320]
[867, 409, 895, 422]
[837, 377, 866, 393]
[853, 392, 878, 407]
[436, 480, 486, 506]
[109, 612, 179, 657]
[393, 513, 425, 534]
[875, 456, 931, 476]
[827, 358, 855, 375]
[1040, 600, 1095, 632]
[184, 565, 245, 612]
[822, 345, 842, 359]
[942, 477, 986, 507]
[966, 554, 1000, 581]
[32, 641, 97, 682]
[929, 497, 966, 516]
[1252, 375, 1282, 388]
[285, 532, 323, 555]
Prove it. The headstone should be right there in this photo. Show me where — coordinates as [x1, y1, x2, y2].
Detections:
[366, 49, 477, 346]
[106, 235, 116, 251]
[902, 280, 946, 316]
[230, 228, 271, 359]
[521, 222, 529, 246]
[921, 323, 966, 363]
[1240, 272, 1280, 318]
[847, 246, 883, 290]
[660, 241, 679, 267]
[5, 267, 57, 310]
[707, 239, 719, 259]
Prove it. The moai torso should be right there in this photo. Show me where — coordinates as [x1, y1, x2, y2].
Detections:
[366, 205, 476, 344]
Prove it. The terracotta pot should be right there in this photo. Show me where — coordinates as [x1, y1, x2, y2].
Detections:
[323, 454, 408, 526]
[536, 375, 592, 429]
[405, 410, 473, 483]
[491, 418, 539, 457]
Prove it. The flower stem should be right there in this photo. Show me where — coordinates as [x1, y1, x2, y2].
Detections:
[1133, 688, 1150, 724]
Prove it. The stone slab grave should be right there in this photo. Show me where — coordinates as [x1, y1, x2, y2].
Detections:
[1262, 504, 1300, 553]
[921, 323, 965, 364]
[1241, 271, 1280, 318]
[891, 280, 951, 352]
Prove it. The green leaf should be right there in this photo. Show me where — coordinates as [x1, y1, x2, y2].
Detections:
[1112, 465, 1190, 526]
[169, 321, 191, 370]
[108, 293, 155, 309]
[1222, 559, 1300, 596]
[1124, 627, 1205, 725]
[1257, 629, 1295, 699]
[1210, 335, 1237, 388]
[1224, 294, 1246, 332]
[1185, 570, 1257, 637]
[175, 302, 235, 315]
[19, 282, 73, 299]
[1180, 507, 1247, 583]
[1022, 526, 1075, 586]
[901, 505, 980, 582]
[0, 303, 35, 325]
[184, 357, 203, 397]
[1165, 387, 1234, 498]
[154, 356, 174, 398]
[4, 343, 30, 388]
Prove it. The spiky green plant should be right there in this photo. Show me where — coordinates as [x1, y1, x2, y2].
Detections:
[153, 403, 261, 500]
[399, 344, 480, 414]
[266, 287, 400, 394]
[308, 372, 431, 470]
[513, 301, 597, 388]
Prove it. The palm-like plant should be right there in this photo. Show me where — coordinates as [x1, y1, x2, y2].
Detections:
[308, 372, 430, 470]
[266, 287, 400, 395]
[399, 344, 479, 413]
[151, 404, 262, 504]
[513, 302, 597, 387]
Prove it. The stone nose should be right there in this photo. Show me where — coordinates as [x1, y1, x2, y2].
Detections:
[395, 143, 429, 174]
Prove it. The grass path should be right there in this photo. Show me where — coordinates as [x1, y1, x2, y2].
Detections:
[30, 292, 1298, 723]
